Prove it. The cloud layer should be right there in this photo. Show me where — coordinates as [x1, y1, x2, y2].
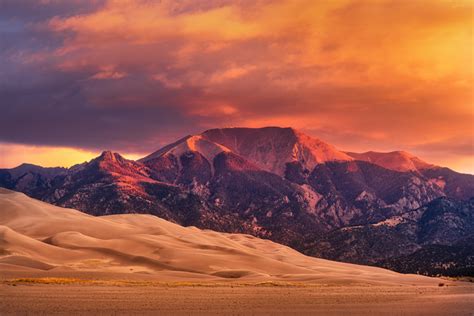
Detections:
[0, 0, 472, 171]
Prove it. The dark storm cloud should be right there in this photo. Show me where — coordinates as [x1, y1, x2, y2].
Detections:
[0, 1, 207, 152]
[0, 65, 206, 152]
[0, 1, 105, 22]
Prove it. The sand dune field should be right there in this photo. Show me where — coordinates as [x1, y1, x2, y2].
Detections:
[1, 188, 473, 315]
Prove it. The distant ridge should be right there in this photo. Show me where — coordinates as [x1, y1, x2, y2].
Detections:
[346, 151, 434, 173]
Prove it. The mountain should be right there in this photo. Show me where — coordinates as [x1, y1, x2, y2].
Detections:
[420, 167, 474, 201]
[345, 151, 434, 173]
[140, 135, 329, 245]
[140, 127, 455, 229]
[0, 126, 472, 276]
[0, 188, 442, 285]
[307, 197, 474, 276]
[379, 236, 474, 277]
[345, 151, 474, 200]
[0, 152, 250, 234]
[0, 163, 66, 197]
[201, 127, 353, 176]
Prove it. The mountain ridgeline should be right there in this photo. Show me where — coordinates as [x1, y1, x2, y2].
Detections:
[1, 127, 473, 276]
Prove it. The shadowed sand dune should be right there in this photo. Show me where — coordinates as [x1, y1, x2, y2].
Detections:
[0, 188, 447, 285]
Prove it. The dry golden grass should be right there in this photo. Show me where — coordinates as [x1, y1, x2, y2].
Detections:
[2, 277, 319, 288]
[442, 276, 474, 283]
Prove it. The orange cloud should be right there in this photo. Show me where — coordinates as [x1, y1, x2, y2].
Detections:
[48, 1, 264, 45]
[210, 65, 256, 83]
[1, 0, 471, 172]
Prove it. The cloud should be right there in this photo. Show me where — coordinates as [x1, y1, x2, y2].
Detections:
[412, 138, 474, 157]
[90, 66, 127, 79]
[0, 0, 472, 172]
[210, 65, 256, 83]
[151, 73, 183, 89]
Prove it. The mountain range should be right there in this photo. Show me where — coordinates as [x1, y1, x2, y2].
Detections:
[1, 127, 473, 276]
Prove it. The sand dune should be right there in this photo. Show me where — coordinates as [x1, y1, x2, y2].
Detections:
[0, 188, 443, 285]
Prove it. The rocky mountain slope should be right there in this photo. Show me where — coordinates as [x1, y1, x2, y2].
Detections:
[0, 163, 66, 197]
[306, 197, 474, 276]
[0, 127, 472, 275]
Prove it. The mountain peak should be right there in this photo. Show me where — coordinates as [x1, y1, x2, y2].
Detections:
[97, 151, 128, 163]
[8, 163, 66, 179]
[14, 162, 40, 169]
[94, 151, 124, 170]
[99, 150, 116, 158]
[141, 135, 231, 164]
[92, 151, 152, 178]
[201, 126, 352, 175]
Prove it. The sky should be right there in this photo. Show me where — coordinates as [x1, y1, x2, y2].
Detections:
[0, 0, 472, 173]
